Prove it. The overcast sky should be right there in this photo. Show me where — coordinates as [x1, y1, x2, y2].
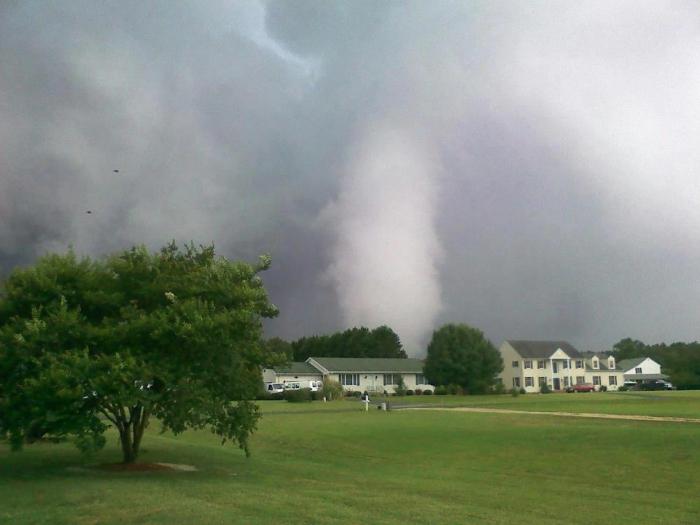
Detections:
[1, 1, 699, 355]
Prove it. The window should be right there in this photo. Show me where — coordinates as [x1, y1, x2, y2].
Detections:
[635, 367, 642, 374]
[609, 376, 617, 385]
[576, 376, 585, 385]
[416, 374, 426, 385]
[592, 359, 599, 369]
[592, 376, 601, 386]
[525, 377, 533, 387]
[608, 359, 615, 370]
[537, 360, 546, 369]
[384, 374, 397, 385]
[513, 377, 521, 388]
[562, 360, 569, 369]
[512, 361, 519, 368]
[576, 360, 584, 369]
[538, 377, 547, 387]
[524, 360, 533, 369]
[339, 373, 360, 386]
[563, 377, 570, 387]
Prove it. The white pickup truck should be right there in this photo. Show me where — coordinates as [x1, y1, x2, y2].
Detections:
[264, 383, 285, 394]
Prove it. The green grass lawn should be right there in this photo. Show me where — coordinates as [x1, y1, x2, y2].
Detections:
[2, 392, 700, 524]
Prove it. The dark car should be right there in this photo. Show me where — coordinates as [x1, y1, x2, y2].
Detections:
[639, 380, 674, 391]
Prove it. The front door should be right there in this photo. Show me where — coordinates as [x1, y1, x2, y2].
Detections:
[553, 378, 561, 391]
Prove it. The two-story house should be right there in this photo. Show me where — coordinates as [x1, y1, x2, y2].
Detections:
[498, 340, 587, 393]
[581, 352, 624, 391]
[498, 341, 624, 392]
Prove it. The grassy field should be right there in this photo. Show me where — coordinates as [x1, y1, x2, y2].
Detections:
[2, 392, 700, 524]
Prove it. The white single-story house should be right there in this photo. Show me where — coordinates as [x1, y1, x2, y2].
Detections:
[498, 340, 624, 392]
[617, 357, 668, 384]
[262, 362, 323, 387]
[264, 357, 434, 394]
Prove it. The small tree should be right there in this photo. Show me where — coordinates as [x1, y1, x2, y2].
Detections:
[424, 324, 503, 394]
[0, 243, 277, 463]
[395, 375, 407, 396]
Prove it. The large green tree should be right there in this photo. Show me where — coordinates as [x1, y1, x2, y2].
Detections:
[423, 324, 503, 394]
[0, 243, 277, 463]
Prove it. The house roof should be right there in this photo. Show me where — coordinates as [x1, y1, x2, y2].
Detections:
[274, 362, 322, 375]
[623, 373, 669, 381]
[307, 357, 424, 373]
[617, 357, 648, 371]
[506, 340, 582, 358]
[585, 362, 616, 372]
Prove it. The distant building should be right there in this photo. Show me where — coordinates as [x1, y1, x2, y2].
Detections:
[617, 357, 668, 385]
[498, 340, 624, 392]
[263, 357, 434, 394]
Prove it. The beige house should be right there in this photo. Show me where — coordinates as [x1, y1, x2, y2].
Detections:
[498, 340, 623, 393]
[581, 352, 624, 391]
[264, 357, 434, 394]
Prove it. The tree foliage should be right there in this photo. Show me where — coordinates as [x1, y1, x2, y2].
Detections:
[291, 325, 406, 361]
[612, 337, 700, 389]
[263, 337, 293, 367]
[423, 324, 503, 394]
[0, 243, 277, 462]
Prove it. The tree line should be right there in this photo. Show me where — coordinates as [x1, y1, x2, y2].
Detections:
[265, 325, 407, 362]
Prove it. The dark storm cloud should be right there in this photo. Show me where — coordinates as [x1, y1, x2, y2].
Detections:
[1, 1, 699, 353]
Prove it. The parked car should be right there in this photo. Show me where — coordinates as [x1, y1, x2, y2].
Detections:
[566, 383, 596, 393]
[640, 380, 674, 391]
[265, 383, 285, 394]
[284, 380, 322, 392]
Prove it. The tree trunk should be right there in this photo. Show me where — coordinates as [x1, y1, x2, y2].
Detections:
[115, 405, 150, 464]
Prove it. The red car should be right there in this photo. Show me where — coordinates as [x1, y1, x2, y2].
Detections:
[567, 383, 596, 393]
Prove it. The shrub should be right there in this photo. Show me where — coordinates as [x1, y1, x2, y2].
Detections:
[519, 387, 526, 395]
[540, 383, 551, 394]
[492, 382, 506, 395]
[434, 385, 447, 395]
[283, 388, 312, 403]
[320, 378, 344, 401]
[510, 388, 520, 397]
[446, 384, 464, 395]
[395, 375, 408, 396]
[599, 385, 608, 392]
[423, 389, 433, 395]
[406, 389, 415, 396]
[256, 390, 284, 401]
[415, 389, 423, 395]
[618, 385, 629, 392]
